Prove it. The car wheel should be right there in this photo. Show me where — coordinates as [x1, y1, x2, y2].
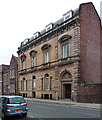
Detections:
[2, 112, 6, 120]
[22, 113, 27, 117]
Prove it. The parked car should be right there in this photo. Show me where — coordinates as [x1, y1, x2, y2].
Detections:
[1, 95, 28, 119]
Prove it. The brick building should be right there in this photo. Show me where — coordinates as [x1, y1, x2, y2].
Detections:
[17, 2, 101, 103]
[0, 55, 18, 95]
[0, 65, 10, 95]
[9, 55, 18, 95]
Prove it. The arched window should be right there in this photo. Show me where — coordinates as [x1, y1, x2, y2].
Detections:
[45, 74, 49, 90]
[58, 34, 71, 59]
[41, 44, 51, 64]
[29, 50, 37, 67]
[23, 78, 26, 91]
[33, 76, 36, 88]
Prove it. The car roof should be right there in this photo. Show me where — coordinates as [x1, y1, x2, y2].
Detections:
[0, 95, 23, 98]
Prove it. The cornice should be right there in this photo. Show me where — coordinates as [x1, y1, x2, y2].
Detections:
[18, 55, 80, 75]
[17, 17, 80, 55]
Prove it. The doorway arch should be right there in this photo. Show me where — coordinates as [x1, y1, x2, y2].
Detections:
[60, 70, 72, 99]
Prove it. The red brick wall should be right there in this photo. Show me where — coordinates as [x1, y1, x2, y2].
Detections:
[80, 3, 101, 84]
[2, 65, 10, 95]
[78, 83, 102, 103]
[100, 27, 102, 83]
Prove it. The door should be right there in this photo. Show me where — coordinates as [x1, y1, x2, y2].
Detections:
[65, 84, 71, 98]
[32, 92, 36, 98]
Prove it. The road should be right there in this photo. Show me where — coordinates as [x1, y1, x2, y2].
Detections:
[4, 100, 101, 120]
[27, 100, 100, 119]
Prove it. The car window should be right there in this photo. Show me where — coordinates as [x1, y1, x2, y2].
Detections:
[8, 97, 26, 104]
[2, 97, 7, 104]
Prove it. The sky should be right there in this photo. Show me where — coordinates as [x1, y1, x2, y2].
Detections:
[0, 0, 101, 65]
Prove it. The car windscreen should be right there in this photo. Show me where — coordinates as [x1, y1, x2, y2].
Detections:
[7, 97, 26, 104]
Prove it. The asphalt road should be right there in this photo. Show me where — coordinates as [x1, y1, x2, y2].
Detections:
[3, 100, 101, 120]
[26, 100, 100, 119]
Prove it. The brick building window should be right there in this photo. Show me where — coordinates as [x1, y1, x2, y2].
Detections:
[10, 69, 15, 79]
[10, 70, 11, 79]
[12, 69, 15, 78]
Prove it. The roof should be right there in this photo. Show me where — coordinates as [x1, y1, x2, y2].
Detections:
[19, 8, 79, 49]
[0, 95, 23, 98]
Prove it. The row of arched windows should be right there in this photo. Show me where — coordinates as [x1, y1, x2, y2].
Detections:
[21, 74, 52, 91]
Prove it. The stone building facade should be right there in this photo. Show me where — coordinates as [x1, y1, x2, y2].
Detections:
[0, 65, 10, 95]
[9, 55, 18, 95]
[0, 55, 18, 95]
[17, 2, 101, 103]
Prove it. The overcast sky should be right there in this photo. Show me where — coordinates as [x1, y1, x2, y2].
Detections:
[0, 0, 101, 65]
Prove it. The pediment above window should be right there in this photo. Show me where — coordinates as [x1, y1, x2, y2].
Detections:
[58, 35, 72, 43]
[29, 50, 37, 56]
[41, 44, 51, 50]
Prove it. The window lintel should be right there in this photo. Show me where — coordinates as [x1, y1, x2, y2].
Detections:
[58, 35, 72, 43]
[29, 50, 37, 56]
[41, 44, 51, 50]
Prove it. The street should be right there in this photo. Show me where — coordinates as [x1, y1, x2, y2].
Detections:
[4, 100, 101, 120]
[27, 100, 100, 118]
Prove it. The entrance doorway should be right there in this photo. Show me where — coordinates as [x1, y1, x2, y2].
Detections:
[32, 92, 36, 98]
[64, 84, 71, 99]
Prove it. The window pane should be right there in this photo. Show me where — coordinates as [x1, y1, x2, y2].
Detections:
[33, 56, 36, 66]
[12, 69, 15, 78]
[9, 97, 25, 104]
[24, 80, 26, 91]
[10, 70, 12, 79]
[45, 52, 49, 63]
[67, 44, 69, 57]
[47, 52, 49, 63]
[46, 75, 49, 90]
[23, 61, 26, 69]
[33, 80, 36, 88]
[63, 44, 69, 58]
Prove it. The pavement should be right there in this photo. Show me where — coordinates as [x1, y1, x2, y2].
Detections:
[24, 97, 101, 109]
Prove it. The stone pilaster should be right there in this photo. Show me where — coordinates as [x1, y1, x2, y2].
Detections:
[72, 61, 80, 102]
[73, 27, 80, 56]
